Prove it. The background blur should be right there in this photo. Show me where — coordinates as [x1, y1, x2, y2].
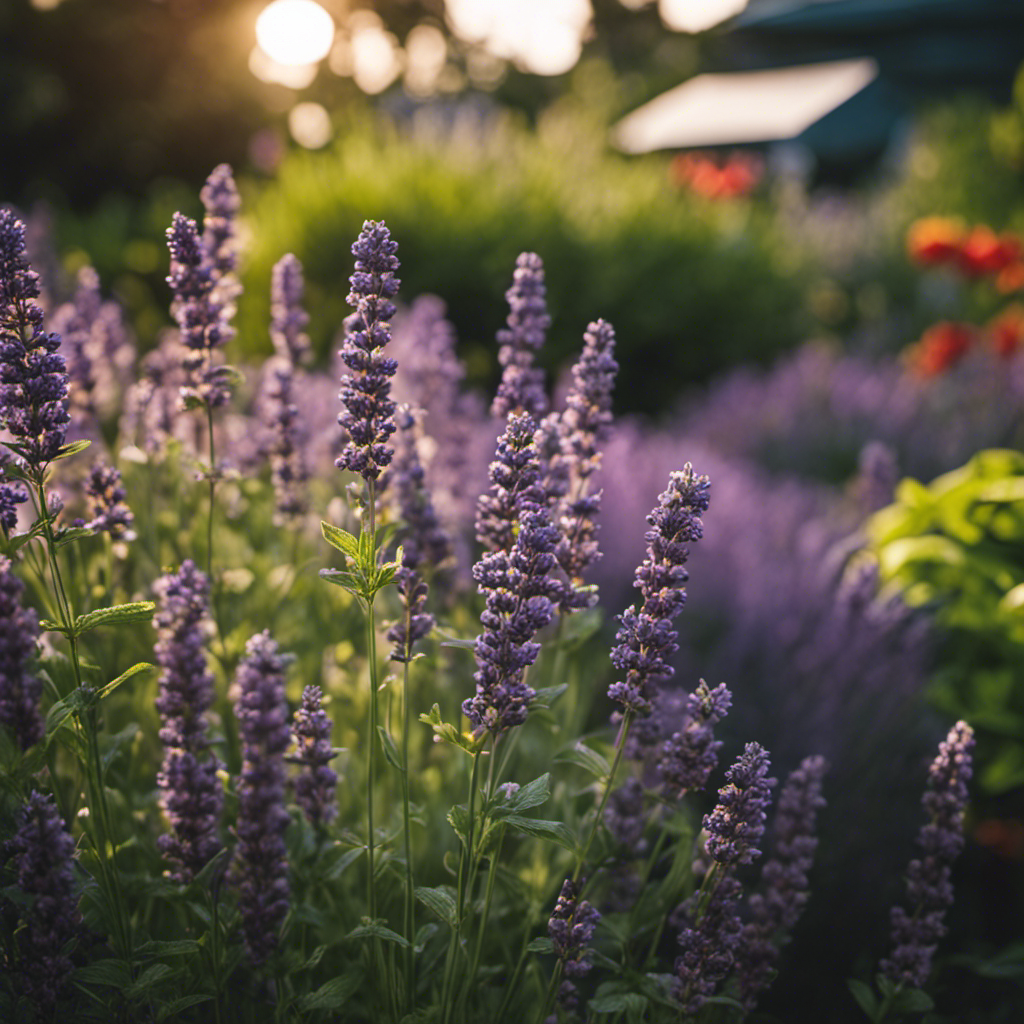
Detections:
[5, 1, 1024, 1020]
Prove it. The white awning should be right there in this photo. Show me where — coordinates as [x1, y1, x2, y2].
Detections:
[611, 58, 879, 154]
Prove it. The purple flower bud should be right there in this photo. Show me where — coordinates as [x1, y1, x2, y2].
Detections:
[548, 877, 601, 1006]
[608, 465, 710, 716]
[658, 680, 732, 799]
[153, 560, 223, 881]
[6, 791, 79, 1013]
[492, 252, 550, 420]
[84, 461, 135, 540]
[880, 720, 974, 988]
[291, 685, 338, 827]
[335, 220, 400, 483]
[0, 207, 70, 468]
[200, 163, 241, 286]
[704, 742, 776, 868]
[230, 631, 292, 965]
[736, 754, 828, 1008]
[270, 253, 311, 365]
[0, 556, 43, 749]
[0, 452, 27, 533]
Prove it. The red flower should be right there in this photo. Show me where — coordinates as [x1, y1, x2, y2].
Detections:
[906, 217, 965, 266]
[907, 321, 975, 376]
[996, 261, 1024, 294]
[955, 225, 1022, 278]
[988, 304, 1024, 358]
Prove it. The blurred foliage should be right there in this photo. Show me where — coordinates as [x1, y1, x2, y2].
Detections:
[238, 97, 812, 416]
[870, 448, 1024, 796]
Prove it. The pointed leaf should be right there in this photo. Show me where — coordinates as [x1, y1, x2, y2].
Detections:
[502, 774, 550, 813]
[847, 979, 880, 1021]
[377, 725, 405, 772]
[321, 521, 360, 560]
[53, 439, 92, 461]
[347, 922, 410, 947]
[531, 684, 568, 709]
[555, 742, 611, 779]
[75, 602, 156, 635]
[415, 885, 457, 926]
[298, 972, 362, 1011]
[97, 662, 153, 700]
[527, 937, 554, 954]
[503, 815, 577, 853]
[157, 995, 213, 1021]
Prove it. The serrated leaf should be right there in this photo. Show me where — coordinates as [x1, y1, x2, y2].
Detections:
[298, 972, 362, 1011]
[75, 602, 156, 635]
[55, 526, 96, 549]
[503, 815, 577, 853]
[97, 662, 153, 700]
[38, 618, 68, 634]
[347, 922, 410, 947]
[322, 521, 360, 559]
[447, 804, 469, 847]
[589, 992, 648, 1015]
[74, 958, 133, 988]
[415, 885, 457, 926]
[527, 937, 554, 953]
[53, 438, 92, 461]
[157, 995, 213, 1021]
[125, 962, 175, 998]
[503, 774, 550, 813]
[847, 979, 879, 1020]
[377, 725, 405, 772]
[555, 742, 611, 779]
[319, 567, 366, 598]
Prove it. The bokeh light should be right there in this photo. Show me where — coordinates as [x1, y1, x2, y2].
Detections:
[255, 0, 335, 67]
[329, 11, 403, 96]
[445, 0, 592, 77]
[658, 0, 748, 33]
[404, 24, 448, 97]
[288, 101, 333, 148]
[249, 45, 319, 89]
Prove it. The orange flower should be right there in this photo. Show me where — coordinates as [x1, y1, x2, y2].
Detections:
[670, 151, 761, 199]
[988, 303, 1024, 358]
[906, 216, 965, 266]
[907, 321, 975, 376]
[956, 225, 1022, 278]
[996, 261, 1024, 294]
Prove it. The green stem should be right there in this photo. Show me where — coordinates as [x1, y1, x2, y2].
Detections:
[401, 648, 416, 1013]
[365, 597, 379, 924]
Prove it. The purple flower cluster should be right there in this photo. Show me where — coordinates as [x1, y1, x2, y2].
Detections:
[336, 220, 400, 483]
[291, 685, 338, 827]
[607, 464, 711, 716]
[464, 415, 564, 735]
[0, 556, 43, 749]
[200, 163, 242, 287]
[270, 253, 311, 366]
[84, 461, 135, 540]
[0, 451, 27, 533]
[230, 631, 292, 965]
[737, 754, 828, 1008]
[674, 744, 776, 1012]
[547, 878, 601, 1012]
[0, 207, 70, 468]
[475, 411, 547, 554]
[6, 791, 79, 1013]
[546, 318, 619, 610]
[658, 680, 733, 799]
[881, 720, 974, 988]
[492, 252, 550, 421]
[153, 559, 223, 881]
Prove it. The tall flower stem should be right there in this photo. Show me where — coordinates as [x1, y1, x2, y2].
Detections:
[400, 635, 416, 1013]
[204, 403, 227, 657]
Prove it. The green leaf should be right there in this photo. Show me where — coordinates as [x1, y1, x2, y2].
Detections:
[530, 684, 568, 709]
[447, 804, 469, 847]
[75, 602, 156, 636]
[300, 944, 330, 972]
[135, 939, 201, 958]
[502, 815, 577, 853]
[589, 992, 648, 1015]
[377, 725, 405, 772]
[97, 662, 153, 700]
[347, 922, 410, 947]
[502, 774, 550, 813]
[53, 438, 92, 461]
[157, 995, 213, 1021]
[415, 885, 457, 926]
[847, 979, 880, 1021]
[419, 704, 485, 755]
[55, 526, 96, 549]
[555, 742, 611, 779]
[74, 958, 133, 988]
[298, 972, 362, 1011]
[526, 937, 554, 954]
[893, 987, 935, 1014]
[321, 521, 360, 560]
[125, 962, 175, 998]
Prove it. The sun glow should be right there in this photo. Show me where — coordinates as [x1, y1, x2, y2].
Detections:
[255, 0, 335, 67]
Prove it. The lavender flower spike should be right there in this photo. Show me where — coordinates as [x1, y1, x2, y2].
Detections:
[153, 559, 223, 881]
[230, 631, 293, 965]
[704, 742, 777, 868]
[881, 720, 974, 988]
[291, 685, 339, 827]
[0, 451, 28, 533]
[0, 207, 70, 467]
[737, 754, 828, 1009]
[270, 253, 311, 365]
[608, 464, 711, 716]
[0, 556, 43, 749]
[492, 252, 550, 421]
[658, 680, 733, 799]
[547, 877, 601, 1013]
[336, 220, 400, 482]
[7, 791, 79, 1013]
[85, 461, 135, 540]
[200, 163, 241, 288]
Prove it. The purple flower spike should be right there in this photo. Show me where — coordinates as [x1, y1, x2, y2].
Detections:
[881, 720, 974, 988]
[464, 415, 564, 736]
[230, 631, 293, 966]
[200, 163, 241, 286]
[336, 220, 400, 483]
[658, 680, 733, 799]
[0, 556, 43, 749]
[548, 877, 601, 1012]
[153, 559, 223, 882]
[492, 252, 550, 420]
[263, 356, 308, 526]
[608, 464, 710, 716]
[270, 253, 311, 366]
[0, 207, 70, 468]
[704, 742, 777, 868]
[85, 461, 135, 540]
[291, 686, 338, 827]
[0, 452, 27, 533]
[7, 791, 79, 1014]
